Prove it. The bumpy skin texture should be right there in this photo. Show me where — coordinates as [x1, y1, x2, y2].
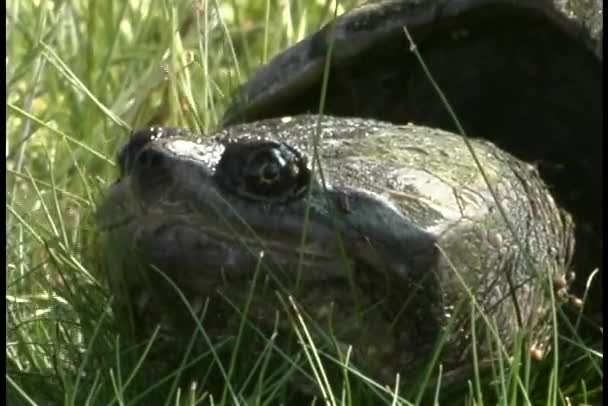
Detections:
[222, 0, 602, 309]
[97, 116, 572, 383]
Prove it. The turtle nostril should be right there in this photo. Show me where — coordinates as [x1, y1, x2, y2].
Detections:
[131, 147, 172, 198]
[137, 149, 165, 170]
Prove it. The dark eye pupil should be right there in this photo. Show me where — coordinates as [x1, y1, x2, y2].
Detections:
[248, 148, 285, 189]
[260, 162, 280, 182]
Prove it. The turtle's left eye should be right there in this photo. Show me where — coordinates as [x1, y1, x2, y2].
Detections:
[214, 139, 311, 203]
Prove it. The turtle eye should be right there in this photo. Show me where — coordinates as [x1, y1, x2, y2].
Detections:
[215, 139, 311, 203]
[247, 147, 291, 185]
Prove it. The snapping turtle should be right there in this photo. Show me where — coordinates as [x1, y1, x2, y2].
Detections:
[95, 0, 599, 394]
[224, 0, 603, 304]
[97, 116, 571, 388]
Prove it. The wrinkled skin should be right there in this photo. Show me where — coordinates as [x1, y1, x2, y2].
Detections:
[223, 0, 603, 308]
[97, 116, 572, 384]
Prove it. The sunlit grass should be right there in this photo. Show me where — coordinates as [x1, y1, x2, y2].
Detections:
[6, 0, 602, 405]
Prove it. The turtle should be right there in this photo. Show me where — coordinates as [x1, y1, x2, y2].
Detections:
[97, 116, 572, 395]
[223, 0, 603, 308]
[94, 0, 600, 399]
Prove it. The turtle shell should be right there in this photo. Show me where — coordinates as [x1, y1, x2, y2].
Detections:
[222, 0, 603, 308]
[223, 0, 601, 125]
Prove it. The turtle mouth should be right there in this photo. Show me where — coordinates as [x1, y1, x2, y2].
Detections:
[117, 214, 363, 293]
[100, 190, 440, 346]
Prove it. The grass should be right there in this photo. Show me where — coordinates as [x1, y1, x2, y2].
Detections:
[6, 0, 602, 405]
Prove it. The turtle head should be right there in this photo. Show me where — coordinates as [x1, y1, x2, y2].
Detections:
[98, 126, 439, 310]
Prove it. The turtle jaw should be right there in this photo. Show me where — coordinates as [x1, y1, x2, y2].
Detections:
[99, 177, 430, 294]
[98, 173, 352, 289]
[98, 177, 442, 386]
[99, 169, 443, 376]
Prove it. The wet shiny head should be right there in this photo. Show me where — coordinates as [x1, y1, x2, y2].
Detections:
[99, 122, 439, 293]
